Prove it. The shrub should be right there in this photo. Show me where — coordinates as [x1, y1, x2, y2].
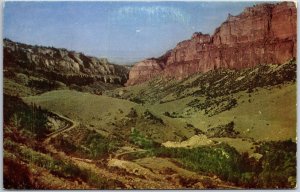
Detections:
[130, 128, 158, 149]
[129, 97, 144, 104]
[255, 140, 296, 188]
[51, 128, 118, 159]
[163, 111, 172, 117]
[154, 144, 244, 182]
[28, 79, 60, 92]
[126, 108, 138, 118]
[206, 121, 239, 138]
[4, 94, 50, 137]
[84, 132, 115, 158]
[187, 97, 237, 116]
[143, 110, 164, 125]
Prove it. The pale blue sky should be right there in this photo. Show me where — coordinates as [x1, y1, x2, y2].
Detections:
[4, 1, 261, 64]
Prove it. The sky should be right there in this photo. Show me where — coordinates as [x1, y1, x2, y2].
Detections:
[4, 1, 260, 64]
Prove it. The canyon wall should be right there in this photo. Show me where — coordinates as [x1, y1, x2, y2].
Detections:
[4, 39, 129, 85]
[126, 2, 297, 86]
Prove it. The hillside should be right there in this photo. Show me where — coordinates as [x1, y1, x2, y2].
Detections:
[4, 59, 297, 189]
[4, 39, 129, 95]
[106, 59, 296, 141]
[126, 2, 296, 85]
[9, 60, 296, 189]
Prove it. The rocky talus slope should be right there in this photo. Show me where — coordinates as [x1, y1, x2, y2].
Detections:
[126, 2, 296, 86]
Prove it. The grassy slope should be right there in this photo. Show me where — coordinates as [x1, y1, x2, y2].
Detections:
[23, 82, 296, 144]
[4, 78, 35, 97]
[23, 90, 194, 143]
[105, 61, 296, 143]
[23, 90, 136, 135]
[214, 83, 296, 141]
[23, 61, 296, 150]
[154, 83, 295, 141]
[6, 61, 296, 189]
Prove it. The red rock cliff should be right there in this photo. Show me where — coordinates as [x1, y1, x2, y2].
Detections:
[126, 2, 297, 86]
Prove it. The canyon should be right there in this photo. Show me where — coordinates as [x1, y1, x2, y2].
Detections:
[3, 1, 297, 189]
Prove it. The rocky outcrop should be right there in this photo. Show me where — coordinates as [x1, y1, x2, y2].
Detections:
[126, 59, 165, 86]
[4, 39, 129, 85]
[126, 2, 297, 86]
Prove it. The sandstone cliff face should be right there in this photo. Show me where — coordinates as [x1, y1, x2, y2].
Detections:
[4, 39, 129, 85]
[126, 2, 297, 86]
[126, 59, 165, 85]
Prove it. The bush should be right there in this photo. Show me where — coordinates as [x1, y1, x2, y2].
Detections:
[143, 110, 164, 125]
[255, 140, 296, 188]
[154, 144, 244, 182]
[130, 128, 158, 149]
[4, 94, 50, 137]
[126, 108, 138, 118]
[84, 132, 117, 158]
[129, 97, 144, 104]
[163, 111, 182, 118]
[28, 79, 60, 92]
[187, 97, 237, 116]
[206, 121, 239, 138]
[51, 128, 118, 159]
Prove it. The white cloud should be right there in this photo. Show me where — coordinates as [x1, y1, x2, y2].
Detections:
[114, 5, 190, 24]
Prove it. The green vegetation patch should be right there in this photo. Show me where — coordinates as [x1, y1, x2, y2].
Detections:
[4, 140, 122, 189]
[154, 144, 245, 182]
[127, 130, 296, 189]
[255, 140, 296, 188]
[51, 127, 119, 159]
[206, 122, 239, 138]
[4, 94, 50, 138]
[129, 128, 160, 150]
[142, 110, 164, 125]
[187, 97, 237, 116]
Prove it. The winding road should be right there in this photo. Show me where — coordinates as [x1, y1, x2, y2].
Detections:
[42, 111, 240, 189]
[43, 112, 79, 155]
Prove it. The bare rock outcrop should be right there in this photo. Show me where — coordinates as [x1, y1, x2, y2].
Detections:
[126, 2, 296, 86]
[126, 59, 165, 86]
[4, 39, 129, 85]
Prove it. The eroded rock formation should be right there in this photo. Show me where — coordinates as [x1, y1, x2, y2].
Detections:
[126, 2, 297, 86]
[4, 39, 129, 85]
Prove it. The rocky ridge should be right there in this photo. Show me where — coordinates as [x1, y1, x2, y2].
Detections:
[4, 39, 129, 85]
[126, 2, 297, 86]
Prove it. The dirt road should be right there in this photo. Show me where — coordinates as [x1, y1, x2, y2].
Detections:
[42, 112, 239, 189]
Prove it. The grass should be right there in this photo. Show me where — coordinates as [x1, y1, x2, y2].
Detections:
[23, 68, 296, 143]
[19, 61, 296, 151]
[23, 89, 193, 143]
[210, 137, 256, 155]
[12, 61, 296, 189]
[104, 61, 296, 142]
[24, 90, 137, 132]
[138, 83, 296, 142]
[4, 78, 35, 97]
